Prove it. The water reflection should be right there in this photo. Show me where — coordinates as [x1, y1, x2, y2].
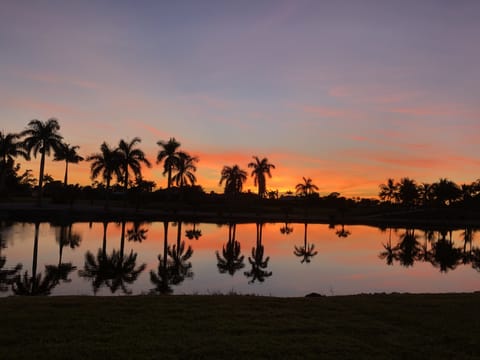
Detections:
[244, 222, 272, 283]
[216, 223, 245, 276]
[378, 227, 479, 273]
[293, 223, 318, 264]
[2, 221, 480, 296]
[79, 221, 146, 294]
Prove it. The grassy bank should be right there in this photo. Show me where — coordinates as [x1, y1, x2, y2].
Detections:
[2, 293, 480, 359]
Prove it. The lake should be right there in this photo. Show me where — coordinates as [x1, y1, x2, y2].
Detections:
[1, 220, 478, 296]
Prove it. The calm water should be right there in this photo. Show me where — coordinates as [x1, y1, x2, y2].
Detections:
[0, 221, 478, 296]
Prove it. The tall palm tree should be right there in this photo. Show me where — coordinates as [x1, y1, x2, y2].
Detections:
[127, 222, 148, 243]
[21, 118, 63, 205]
[0, 131, 29, 194]
[244, 223, 272, 283]
[118, 137, 151, 193]
[86, 142, 122, 209]
[156, 137, 183, 189]
[219, 165, 247, 195]
[150, 221, 174, 294]
[295, 177, 319, 197]
[248, 156, 275, 198]
[172, 152, 198, 187]
[53, 143, 84, 187]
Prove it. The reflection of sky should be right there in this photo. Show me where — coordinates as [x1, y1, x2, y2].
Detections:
[1, 221, 479, 297]
[1, 1, 480, 196]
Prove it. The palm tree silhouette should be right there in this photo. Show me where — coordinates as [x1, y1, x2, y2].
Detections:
[335, 224, 351, 238]
[280, 222, 293, 235]
[167, 221, 193, 285]
[295, 177, 319, 197]
[219, 165, 247, 195]
[118, 137, 151, 194]
[12, 223, 57, 295]
[248, 156, 275, 198]
[379, 178, 398, 203]
[216, 223, 245, 275]
[396, 229, 421, 267]
[156, 137, 184, 189]
[172, 152, 198, 187]
[150, 221, 174, 294]
[379, 228, 397, 265]
[0, 223, 22, 292]
[294, 223, 318, 263]
[0, 131, 29, 194]
[53, 142, 84, 187]
[127, 222, 149, 243]
[430, 230, 462, 272]
[86, 142, 122, 209]
[21, 118, 63, 205]
[185, 223, 202, 240]
[244, 222, 272, 283]
[107, 249, 146, 294]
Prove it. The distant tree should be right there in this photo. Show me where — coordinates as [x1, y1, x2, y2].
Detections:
[378, 178, 398, 203]
[431, 178, 462, 206]
[118, 137, 151, 193]
[53, 143, 84, 187]
[156, 137, 183, 189]
[219, 164, 247, 195]
[295, 177, 319, 197]
[86, 142, 122, 209]
[248, 156, 275, 198]
[0, 131, 29, 194]
[172, 152, 198, 187]
[21, 118, 63, 205]
[397, 177, 419, 207]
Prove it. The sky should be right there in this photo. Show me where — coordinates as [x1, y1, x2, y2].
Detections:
[1, 0, 479, 197]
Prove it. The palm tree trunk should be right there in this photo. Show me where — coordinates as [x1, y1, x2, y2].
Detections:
[167, 168, 172, 189]
[102, 222, 108, 257]
[38, 150, 46, 206]
[120, 221, 126, 259]
[105, 177, 110, 210]
[304, 223, 308, 249]
[177, 221, 182, 249]
[64, 160, 69, 187]
[163, 221, 169, 268]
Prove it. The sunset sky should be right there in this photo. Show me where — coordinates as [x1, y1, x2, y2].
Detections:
[1, 0, 479, 197]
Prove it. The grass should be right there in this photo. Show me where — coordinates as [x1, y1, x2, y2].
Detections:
[2, 293, 480, 359]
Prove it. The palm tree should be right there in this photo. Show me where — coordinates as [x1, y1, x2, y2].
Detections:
[431, 178, 462, 206]
[379, 228, 397, 265]
[150, 221, 174, 294]
[335, 224, 351, 238]
[216, 223, 245, 275]
[86, 142, 122, 209]
[185, 223, 202, 240]
[379, 178, 398, 203]
[294, 223, 318, 263]
[127, 222, 149, 243]
[172, 152, 198, 187]
[53, 142, 84, 187]
[0, 131, 29, 194]
[219, 165, 247, 195]
[21, 118, 63, 205]
[156, 137, 183, 189]
[0, 256, 22, 292]
[118, 137, 151, 194]
[244, 223, 272, 283]
[396, 229, 421, 267]
[248, 156, 275, 198]
[280, 222, 293, 235]
[295, 177, 319, 197]
[397, 177, 419, 207]
[430, 231, 462, 272]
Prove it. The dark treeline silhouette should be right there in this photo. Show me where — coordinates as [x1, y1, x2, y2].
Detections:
[2, 120, 480, 224]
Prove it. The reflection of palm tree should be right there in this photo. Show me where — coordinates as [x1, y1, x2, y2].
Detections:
[244, 223, 272, 283]
[248, 156, 275, 198]
[12, 223, 57, 295]
[396, 229, 421, 267]
[185, 223, 202, 240]
[294, 223, 318, 263]
[21, 118, 63, 205]
[460, 227, 475, 264]
[150, 222, 174, 294]
[216, 223, 245, 275]
[156, 137, 183, 189]
[87, 142, 122, 209]
[172, 153, 198, 187]
[280, 222, 293, 235]
[78, 249, 113, 294]
[108, 249, 146, 294]
[335, 224, 351, 238]
[219, 165, 247, 195]
[0, 257, 22, 292]
[430, 231, 462, 272]
[379, 228, 396, 265]
[168, 221, 193, 285]
[53, 142, 84, 187]
[127, 222, 149, 243]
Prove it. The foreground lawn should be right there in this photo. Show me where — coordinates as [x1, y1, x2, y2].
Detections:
[2, 293, 480, 359]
